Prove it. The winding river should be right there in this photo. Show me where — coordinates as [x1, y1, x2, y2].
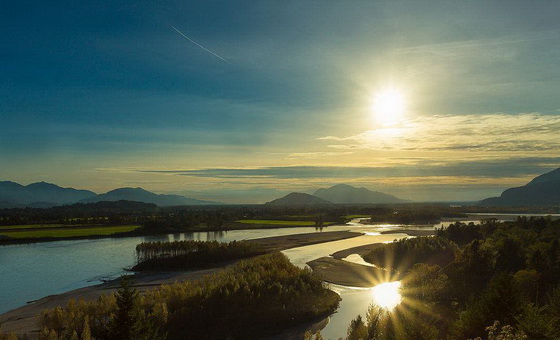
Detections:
[2, 215, 554, 338]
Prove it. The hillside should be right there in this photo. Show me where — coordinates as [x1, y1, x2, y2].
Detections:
[80, 187, 220, 206]
[313, 184, 408, 204]
[480, 168, 560, 206]
[266, 192, 333, 205]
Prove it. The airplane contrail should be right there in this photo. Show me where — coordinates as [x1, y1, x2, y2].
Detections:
[171, 25, 232, 65]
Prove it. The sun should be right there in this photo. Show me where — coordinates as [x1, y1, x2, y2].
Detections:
[372, 88, 406, 126]
[372, 281, 402, 310]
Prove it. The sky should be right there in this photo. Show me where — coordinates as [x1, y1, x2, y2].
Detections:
[2, 0, 560, 203]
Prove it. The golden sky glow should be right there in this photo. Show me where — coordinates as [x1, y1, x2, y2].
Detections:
[3, 2, 560, 203]
[372, 88, 406, 127]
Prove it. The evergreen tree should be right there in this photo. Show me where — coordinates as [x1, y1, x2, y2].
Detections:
[110, 276, 144, 340]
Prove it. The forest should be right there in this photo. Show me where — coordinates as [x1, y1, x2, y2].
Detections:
[132, 240, 265, 271]
[1, 253, 340, 340]
[342, 217, 560, 340]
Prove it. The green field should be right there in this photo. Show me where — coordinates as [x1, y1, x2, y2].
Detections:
[0, 224, 89, 230]
[235, 219, 334, 226]
[344, 214, 371, 219]
[0, 225, 139, 239]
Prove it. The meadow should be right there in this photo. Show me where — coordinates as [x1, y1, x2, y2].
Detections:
[0, 225, 139, 239]
[235, 219, 335, 226]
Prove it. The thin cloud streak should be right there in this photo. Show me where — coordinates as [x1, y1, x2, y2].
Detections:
[171, 25, 232, 64]
[135, 156, 560, 180]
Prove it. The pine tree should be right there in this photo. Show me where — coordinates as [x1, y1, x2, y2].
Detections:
[110, 276, 143, 340]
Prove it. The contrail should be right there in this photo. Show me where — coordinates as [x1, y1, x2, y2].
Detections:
[171, 25, 232, 65]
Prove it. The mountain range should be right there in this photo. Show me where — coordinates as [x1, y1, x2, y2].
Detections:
[0, 181, 219, 207]
[267, 184, 409, 205]
[313, 184, 408, 204]
[0, 181, 96, 207]
[480, 167, 560, 206]
[266, 192, 333, 205]
[79, 187, 218, 206]
[5, 168, 560, 208]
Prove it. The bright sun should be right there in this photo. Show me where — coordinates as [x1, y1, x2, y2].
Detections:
[372, 281, 402, 310]
[372, 88, 406, 126]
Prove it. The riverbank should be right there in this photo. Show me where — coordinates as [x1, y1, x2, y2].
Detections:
[0, 231, 360, 337]
[380, 229, 436, 236]
[307, 257, 390, 287]
[0, 222, 348, 246]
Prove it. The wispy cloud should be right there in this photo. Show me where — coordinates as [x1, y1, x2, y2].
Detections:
[136, 156, 560, 180]
[319, 113, 560, 153]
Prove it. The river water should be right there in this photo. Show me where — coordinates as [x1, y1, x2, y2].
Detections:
[0, 220, 428, 313]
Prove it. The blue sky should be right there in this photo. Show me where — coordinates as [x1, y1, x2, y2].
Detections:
[2, 1, 560, 202]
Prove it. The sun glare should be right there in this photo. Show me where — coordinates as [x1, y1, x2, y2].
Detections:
[372, 281, 402, 310]
[372, 88, 406, 126]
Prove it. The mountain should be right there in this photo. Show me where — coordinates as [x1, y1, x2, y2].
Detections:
[80, 187, 220, 206]
[0, 181, 96, 206]
[266, 192, 333, 205]
[313, 184, 408, 204]
[480, 168, 560, 206]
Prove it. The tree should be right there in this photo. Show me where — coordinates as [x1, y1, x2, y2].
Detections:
[110, 276, 143, 340]
[347, 315, 368, 340]
[109, 276, 164, 340]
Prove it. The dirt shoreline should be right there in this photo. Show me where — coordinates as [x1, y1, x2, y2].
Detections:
[0, 230, 361, 337]
[307, 257, 393, 287]
[380, 229, 436, 236]
[0, 224, 348, 246]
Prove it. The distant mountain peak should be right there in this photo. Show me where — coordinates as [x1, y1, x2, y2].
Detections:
[480, 167, 560, 206]
[313, 184, 408, 204]
[0, 181, 221, 208]
[27, 181, 60, 188]
[80, 187, 221, 206]
[266, 192, 333, 206]
[0, 180, 96, 206]
[527, 167, 560, 186]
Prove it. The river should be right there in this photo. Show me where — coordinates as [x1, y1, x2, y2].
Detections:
[0, 215, 552, 338]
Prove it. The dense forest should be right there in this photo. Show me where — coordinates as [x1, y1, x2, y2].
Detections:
[342, 217, 560, 340]
[6, 253, 340, 340]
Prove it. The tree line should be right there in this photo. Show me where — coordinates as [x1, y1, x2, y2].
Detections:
[341, 216, 560, 339]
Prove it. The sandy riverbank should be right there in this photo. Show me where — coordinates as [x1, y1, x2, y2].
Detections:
[307, 257, 393, 287]
[380, 229, 436, 236]
[0, 231, 360, 337]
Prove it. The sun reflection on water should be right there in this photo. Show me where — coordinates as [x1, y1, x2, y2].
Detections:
[372, 281, 402, 310]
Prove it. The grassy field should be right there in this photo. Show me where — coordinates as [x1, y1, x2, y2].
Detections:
[344, 214, 371, 219]
[0, 224, 90, 230]
[236, 219, 320, 226]
[0, 225, 139, 239]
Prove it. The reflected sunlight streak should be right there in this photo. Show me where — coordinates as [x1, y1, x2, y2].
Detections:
[372, 281, 402, 310]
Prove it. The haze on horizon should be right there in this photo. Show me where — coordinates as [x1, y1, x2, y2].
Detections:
[2, 1, 560, 204]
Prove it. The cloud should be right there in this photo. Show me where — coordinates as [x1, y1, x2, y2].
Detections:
[319, 113, 560, 153]
[136, 156, 560, 180]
